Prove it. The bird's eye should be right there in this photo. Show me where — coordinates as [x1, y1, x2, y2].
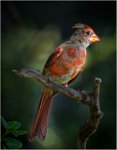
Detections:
[86, 31, 91, 35]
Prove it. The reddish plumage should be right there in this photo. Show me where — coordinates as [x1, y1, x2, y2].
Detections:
[29, 23, 100, 141]
[29, 88, 54, 141]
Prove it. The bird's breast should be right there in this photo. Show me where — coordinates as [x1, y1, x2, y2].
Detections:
[49, 47, 87, 77]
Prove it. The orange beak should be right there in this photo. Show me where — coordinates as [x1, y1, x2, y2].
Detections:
[90, 33, 100, 43]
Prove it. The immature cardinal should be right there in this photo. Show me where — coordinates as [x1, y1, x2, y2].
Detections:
[29, 23, 100, 141]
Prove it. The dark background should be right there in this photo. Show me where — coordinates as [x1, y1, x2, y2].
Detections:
[1, 1, 116, 149]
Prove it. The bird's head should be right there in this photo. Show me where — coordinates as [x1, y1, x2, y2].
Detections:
[70, 23, 100, 48]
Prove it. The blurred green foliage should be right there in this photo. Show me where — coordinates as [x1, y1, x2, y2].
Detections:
[1, 1, 116, 149]
[1, 116, 27, 149]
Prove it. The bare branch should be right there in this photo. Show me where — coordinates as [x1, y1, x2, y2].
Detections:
[12, 68, 91, 104]
[12, 68, 103, 149]
[77, 78, 103, 149]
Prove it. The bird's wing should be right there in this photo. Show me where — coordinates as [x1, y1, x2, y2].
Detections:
[43, 46, 63, 75]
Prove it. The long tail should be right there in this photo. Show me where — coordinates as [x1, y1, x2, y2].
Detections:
[29, 87, 54, 141]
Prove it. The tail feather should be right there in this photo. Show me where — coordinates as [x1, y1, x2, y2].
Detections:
[29, 88, 54, 141]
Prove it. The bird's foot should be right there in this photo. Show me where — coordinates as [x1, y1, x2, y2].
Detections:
[64, 83, 68, 87]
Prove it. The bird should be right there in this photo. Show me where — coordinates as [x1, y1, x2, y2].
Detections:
[29, 23, 100, 141]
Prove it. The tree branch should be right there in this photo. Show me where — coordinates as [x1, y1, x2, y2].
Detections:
[77, 77, 103, 149]
[12, 68, 103, 149]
